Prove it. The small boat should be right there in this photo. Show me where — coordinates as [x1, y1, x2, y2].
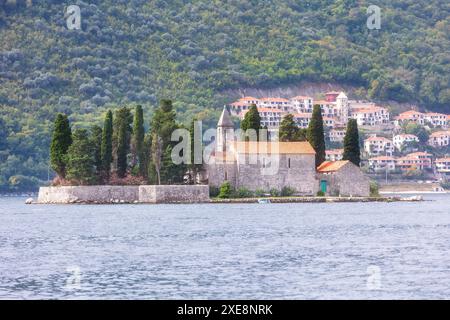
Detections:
[257, 198, 271, 204]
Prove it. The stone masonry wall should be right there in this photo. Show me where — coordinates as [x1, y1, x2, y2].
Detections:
[38, 185, 210, 204]
[139, 185, 210, 203]
[318, 163, 370, 197]
[37, 186, 139, 204]
[235, 153, 318, 195]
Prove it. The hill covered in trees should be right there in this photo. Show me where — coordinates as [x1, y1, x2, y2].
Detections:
[0, 0, 449, 191]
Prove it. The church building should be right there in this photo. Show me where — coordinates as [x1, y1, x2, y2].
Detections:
[205, 106, 370, 197]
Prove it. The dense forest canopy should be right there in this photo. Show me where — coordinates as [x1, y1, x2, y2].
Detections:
[0, 0, 449, 191]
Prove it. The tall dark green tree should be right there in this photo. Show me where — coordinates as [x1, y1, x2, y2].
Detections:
[240, 104, 261, 140]
[65, 129, 96, 185]
[306, 105, 326, 167]
[132, 105, 145, 176]
[50, 113, 72, 178]
[149, 99, 184, 184]
[90, 125, 102, 176]
[101, 110, 113, 180]
[113, 107, 132, 177]
[116, 121, 128, 178]
[279, 114, 307, 142]
[343, 119, 361, 166]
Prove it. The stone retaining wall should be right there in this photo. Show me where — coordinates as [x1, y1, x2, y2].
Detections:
[139, 185, 210, 203]
[37, 185, 210, 204]
[37, 186, 140, 204]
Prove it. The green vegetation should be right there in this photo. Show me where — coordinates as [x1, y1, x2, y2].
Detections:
[370, 181, 380, 197]
[1, 1, 450, 191]
[404, 122, 430, 144]
[317, 191, 325, 197]
[149, 99, 186, 184]
[100, 110, 113, 180]
[343, 119, 361, 166]
[65, 129, 96, 185]
[218, 181, 233, 199]
[50, 113, 72, 179]
[279, 114, 307, 142]
[90, 125, 103, 177]
[307, 105, 326, 167]
[240, 104, 261, 140]
[132, 105, 145, 176]
[281, 186, 296, 197]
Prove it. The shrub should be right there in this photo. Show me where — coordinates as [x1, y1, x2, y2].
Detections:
[234, 187, 254, 198]
[218, 181, 233, 199]
[209, 186, 220, 197]
[281, 186, 295, 197]
[316, 191, 325, 197]
[269, 188, 281, 197]
[370, 181, 380, 197]
[255, 189, 266, 197]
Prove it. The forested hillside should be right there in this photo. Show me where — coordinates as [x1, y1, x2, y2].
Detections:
[0, 0, 449, 191]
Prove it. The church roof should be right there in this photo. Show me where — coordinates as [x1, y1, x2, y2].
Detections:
[233, 141, 316, 154]
[218, 106, 234, 127]
[317, 160, 350, 172]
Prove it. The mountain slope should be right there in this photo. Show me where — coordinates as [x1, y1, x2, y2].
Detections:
[0, 0, 449, 191]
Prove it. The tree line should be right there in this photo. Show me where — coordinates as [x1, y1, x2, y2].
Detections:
[50, 100, 189, 186]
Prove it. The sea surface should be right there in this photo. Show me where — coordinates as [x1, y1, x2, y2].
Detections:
[0, 195, 449, 299]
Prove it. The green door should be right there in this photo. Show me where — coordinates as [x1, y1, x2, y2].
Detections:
[320, 180, 327, 193]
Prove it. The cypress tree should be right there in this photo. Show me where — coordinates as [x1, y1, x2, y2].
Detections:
[149, 99, 183, 184]
[306, 104, 326, 167]
[65, 129, 95, 185]
[113, 107, 132, 177]
[116, 121, 128, 178]
[279, 114, 304, 142]
[101, 110, 113, 180]
[132, 105, 145, 176]
[50, 113, 72, 178]
[240, 104, 261, 140]
[343, 119, 361, 166]
[90, 125, 102, 176]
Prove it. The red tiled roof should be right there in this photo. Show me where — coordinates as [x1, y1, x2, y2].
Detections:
[317, 160, 350, 172]
[369, 156, 396, 161]
[233, 141, 316, 155]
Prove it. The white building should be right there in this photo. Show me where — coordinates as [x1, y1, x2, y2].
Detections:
[393, 134, 419, 151]
[368, 156, 397, 172]
[364, 135, 394, 156]
[329, 128, 346, 143]
[351, 106, 390, 126]
[428, 131, 450, 147]
[435, 158, 450, 179]
[240, 107, 284, 129]
[290, 96, 313, 113]
[325, 149, 344, 161]
[228, 92, 390, 129]
[424, 113, 448, 128]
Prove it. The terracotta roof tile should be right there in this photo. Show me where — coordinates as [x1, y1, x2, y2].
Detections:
[233, 141, 316, 155]
[317, 160, 350, 172]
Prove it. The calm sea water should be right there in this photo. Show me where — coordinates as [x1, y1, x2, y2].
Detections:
[0, 195, 449, 300]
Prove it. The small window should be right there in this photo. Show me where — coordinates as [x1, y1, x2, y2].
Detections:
[224, 171, 228, 180]
[288, 158, 291, 168]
